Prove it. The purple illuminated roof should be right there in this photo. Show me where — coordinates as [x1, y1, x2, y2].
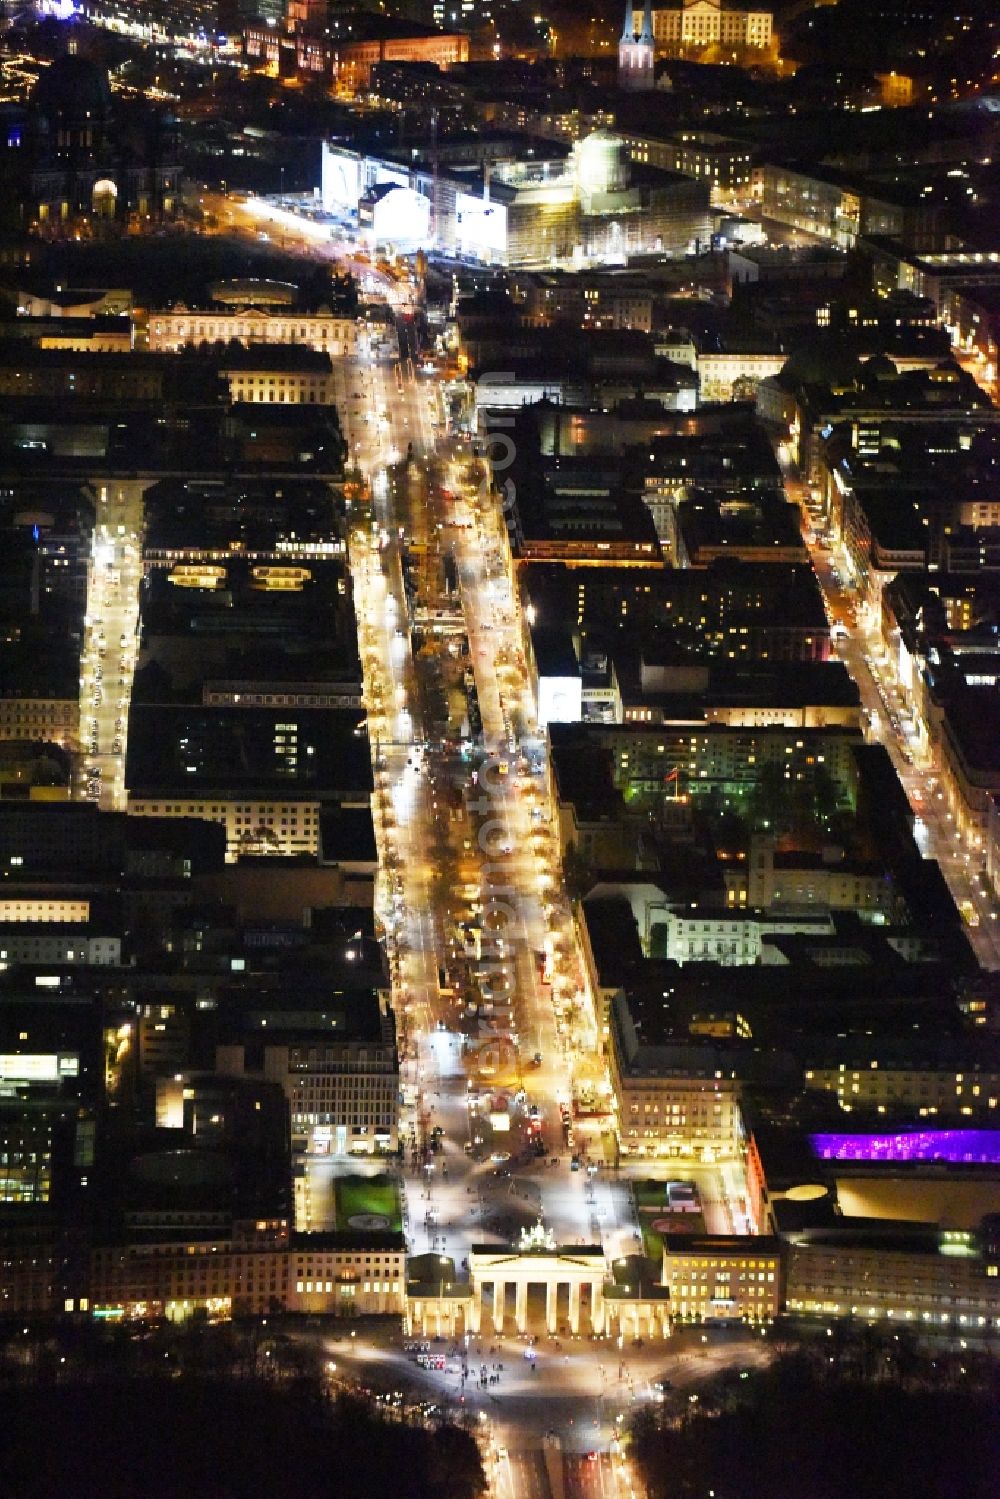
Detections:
[809, 1129, 1000, 1166]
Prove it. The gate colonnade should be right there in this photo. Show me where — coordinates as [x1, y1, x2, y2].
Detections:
[405, 1240, 671, 1339]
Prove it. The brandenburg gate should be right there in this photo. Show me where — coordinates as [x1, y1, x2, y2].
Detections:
[405, 1223, 670, 1339]
[469, 1237, 608, 1336]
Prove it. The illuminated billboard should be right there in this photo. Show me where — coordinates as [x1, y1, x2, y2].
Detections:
[0, 1053, 78, 1082]
[370, 187, 430, 251]
[537, 673, 582, 728]
[322, 147, 361, 214]
[456, 194, 507, 260]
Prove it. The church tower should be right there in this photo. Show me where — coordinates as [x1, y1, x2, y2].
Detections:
[618, 0, 655, 91]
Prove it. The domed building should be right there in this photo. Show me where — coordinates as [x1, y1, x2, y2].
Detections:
[575, 129, 632, 201]
[1, 43, 181, 232]
[31, 48, 114, 145]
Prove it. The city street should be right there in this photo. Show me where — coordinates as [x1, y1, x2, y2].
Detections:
[330, 325, 688, 1488]
[793, 483, 1000, 968]
[76, 484, 144, 811]
[64, 260, 760, 1488]
[6, 18, 997, 1498]
[337, 338, 618, 1253]
[312, 1315, 771, 1495]
[190, 188, 418, 308]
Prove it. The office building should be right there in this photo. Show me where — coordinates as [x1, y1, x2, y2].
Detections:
[216, 986, 399, 1155]
[784, 1223, 1000, 1331]
[662, 1234, 782, 1322]
[608, 995, 742, 1160]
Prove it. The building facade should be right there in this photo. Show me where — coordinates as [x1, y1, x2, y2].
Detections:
[784, 1226, 1000, 1331]
[803, 1059, 1000, 1118]
[697, 350, 785, 403]
[217, 1035, 399, 1156]
[662, 1234, 782, 1322]
[0, 930, 121, 966]
[245, 18, 469, 95]
[591, 723, 862, 809]
[89, 1229, 406, 1321]
[738, 838, 894, 916]
[608, 996, 742, 1160]
[510, 272, 654, 332]
[148, 307, 362, 358]
[219, 355, 336, 407]
[660, 907, 836, 965]
[0, 694, 77, 750]
[126, 796, 322, 862]
[632, 0, 773, 53]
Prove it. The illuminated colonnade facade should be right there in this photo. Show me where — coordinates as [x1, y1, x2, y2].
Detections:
[405, 1230, 671, 1339]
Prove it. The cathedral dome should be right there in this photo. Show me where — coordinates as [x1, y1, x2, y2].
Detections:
[32, 51, 112, 126]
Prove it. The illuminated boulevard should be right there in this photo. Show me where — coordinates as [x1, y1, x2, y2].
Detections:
[291, 319, 763, 1493]
[76, 484, 144, 812]
[789, 480, 1000, 969]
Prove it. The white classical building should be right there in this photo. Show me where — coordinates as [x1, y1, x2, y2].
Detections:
[632, 0, 773, 52]
[697, 350, 786, 403]
[217, 354, 336, 407]
[148, 306, 363, 357]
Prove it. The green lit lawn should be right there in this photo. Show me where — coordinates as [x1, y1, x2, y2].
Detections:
[334, 1175, 402, 1232]
[640, 1220, 666, 1263]
[634, 1179, 668, 1210]
[633, 1179, 706, 1263]
[635, 1179, 667, 1262]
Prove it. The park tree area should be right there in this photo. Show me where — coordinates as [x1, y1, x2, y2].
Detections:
[0, 1375, 485, 1499]
[630, 1332, 999, 1499]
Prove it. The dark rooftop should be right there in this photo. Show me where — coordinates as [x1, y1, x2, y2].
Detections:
[216, 345, 334, 373]
[125, 704, 372, 798]
[943, 688, 1000, 775]
[319, 806, 377, 864]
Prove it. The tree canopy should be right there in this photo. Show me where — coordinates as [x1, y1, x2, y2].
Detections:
[0, 1376, 485, 1499]
[631, 1339, 999, 1499]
